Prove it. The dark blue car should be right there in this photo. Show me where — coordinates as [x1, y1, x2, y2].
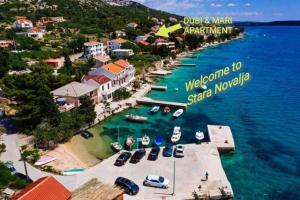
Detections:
[163, 143, 173, 157]
[115, 177, 139, 195]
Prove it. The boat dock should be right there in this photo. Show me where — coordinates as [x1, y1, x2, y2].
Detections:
[150, 70, 172, 76]
[150, 85, 167, 91]
[174, 63, 196, 67]
[207, 125, 235, 153]
[136, 97, 187, 109]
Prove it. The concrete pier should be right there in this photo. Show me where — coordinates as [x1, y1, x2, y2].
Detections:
[150, 85, 167, 91]
[150, 70, 172, 76]
[207, 125, 235, 153]
[136, 97, 187, 109]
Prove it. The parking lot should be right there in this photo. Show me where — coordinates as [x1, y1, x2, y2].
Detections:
[75, 143, 232, 200]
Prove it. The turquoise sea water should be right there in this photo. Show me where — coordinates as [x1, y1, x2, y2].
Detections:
[97, 26, 300, 199]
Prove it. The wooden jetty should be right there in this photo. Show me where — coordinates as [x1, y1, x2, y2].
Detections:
[136, 97, 187, 109]
[174, 63, 196, 67]
[150, 85, 167, 91]
[207, 125, 235, 153]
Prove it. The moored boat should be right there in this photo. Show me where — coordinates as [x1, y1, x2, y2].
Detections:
[34, 155, 56, 166]
[200, 85, 207, 90]
[163, 106, 171, 114]
[173, 109, 184, 118]
[150, 106, 160, 113]
[125, 114, 148, 122]
[142, 135, 150, 146]
[111, 127, 122, 151]
[171, 126, 181, 143]
[155, 136, 163, 145]
[126, 136, 135, 148]
[195, 131, 205, 142]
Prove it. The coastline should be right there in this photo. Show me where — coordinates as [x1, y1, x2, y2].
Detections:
[41, 33, 244, 170]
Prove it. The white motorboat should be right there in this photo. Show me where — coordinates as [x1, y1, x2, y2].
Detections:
[200, 85, 207, 90]
[150, 106, 160, 113]
[173, 109, 184, 118]
[195, 131, 204, 142]
[125, 114, 148, 122]
[171, 126, 181, 143]
[142, 135, 150, 146]
[111, 142, 122, 151]
[111, 128, 122, 151]
[126, 136, 135, 148]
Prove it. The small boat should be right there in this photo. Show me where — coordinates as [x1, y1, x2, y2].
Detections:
[200, 85, 207, 90]
[126, 136, 135, 148]
[111, 142, 122, 151]
[171, 126, 181, 143]
[63, 168, 84, 175]
[195, 131, 205, 142]
[174, 88, 179, 91]
[142, 135, 150, 146]
[150, 106, 160, 113]
[111, 128, 122, 151]
[173, 109, 184, 118]
[155, 136, 163, 145]
[34, 155, 56, 166]
[125, 114, 148, 122]
[163, 106, 171, 114]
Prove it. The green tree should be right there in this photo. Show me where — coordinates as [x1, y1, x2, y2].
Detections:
[0, 49, 10, 77]
[153, 45, 170, 58]
[121, 41, 140, 53]
[78, 96, 96, 124]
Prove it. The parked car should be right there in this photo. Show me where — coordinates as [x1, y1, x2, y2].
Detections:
[143, 175, 169, 189]
[115, 177, 139, 195]
[115, 152, 132, 166]
[163, 143, 173, 157]
[130, 149, 146, 163]
[79, 130, 93, 139]
[174, 144, 185, 157]
[4, 162, 17, 175]
[148, 146, 160, 160]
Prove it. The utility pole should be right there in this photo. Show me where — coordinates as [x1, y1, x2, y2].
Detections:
[172, 159, 176, 196]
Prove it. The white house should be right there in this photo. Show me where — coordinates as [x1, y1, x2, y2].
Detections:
[82, 74, 113, 102]
[83, 41, 105, 58]
[107, 38, 128, 52]
[13, 16, 33, 29]
[135, 35, 148, 43]
[26, 27, 46, 39]
[89, 59, 135, 91]
[111, 49, 134, 58]
[127, 22, 138, 28]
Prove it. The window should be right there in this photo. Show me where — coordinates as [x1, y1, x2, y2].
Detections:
[102, 85, 104, 91]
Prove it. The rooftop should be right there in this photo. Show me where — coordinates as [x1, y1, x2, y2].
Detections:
[82, 74, 111, 85]
[51, 81, 97, 98]
[103, 63, 124, 74]
[11, 176, 71, 200]
[84, 41, 101, 46]
[110, 38, 127, 44]
[114, 59, 129, 68]
[94, 55, 111, 63]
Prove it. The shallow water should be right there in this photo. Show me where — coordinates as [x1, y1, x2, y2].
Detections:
[93, 26, 300, 199]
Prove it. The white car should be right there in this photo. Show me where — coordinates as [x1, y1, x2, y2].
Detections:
[143, 175, 169, 189]
[174, 144, 185, 157]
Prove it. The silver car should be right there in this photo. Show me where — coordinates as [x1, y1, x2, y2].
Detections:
[143, 175, 169, 189]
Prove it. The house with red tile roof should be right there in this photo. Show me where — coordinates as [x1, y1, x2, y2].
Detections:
[94, 55, 112, 66]
[82, 74, 113, 101]
[11, 176, 71, 200]
[89, 59, 135, 91]
[13, 16, 33, 29]
[26, 27, 47, 39]
[107, 38, 128, 52]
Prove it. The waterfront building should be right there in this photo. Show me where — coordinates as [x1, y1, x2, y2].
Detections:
[10, 176, 71, 200]
[51, 81, 98, 112]
[82, 74, 113, 102]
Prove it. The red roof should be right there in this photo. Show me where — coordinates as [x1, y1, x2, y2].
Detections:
[114, 59, 129, 68]
[94, 55, 111, 63]
[111, 38, 127, 44]
[11, 176, 71, 200]
[84, 41, 101, 46]
[83, 75, 111, 85]
[28, 27, 44, 32]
